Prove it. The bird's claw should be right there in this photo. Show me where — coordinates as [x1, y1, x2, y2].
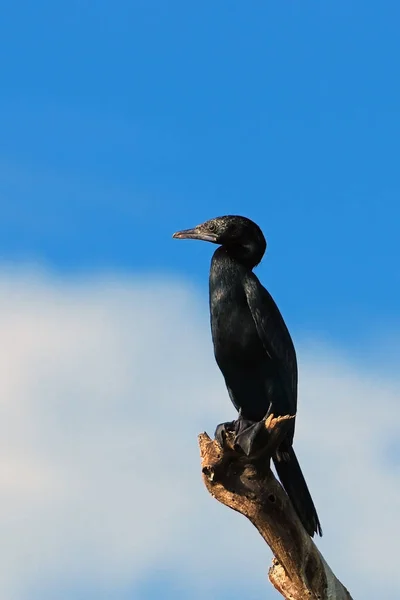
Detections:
[214, 420, 236, 448]
[234, 420, 266, 456]
[215, 407, 274, 455]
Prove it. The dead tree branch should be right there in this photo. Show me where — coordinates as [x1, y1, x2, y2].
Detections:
[199, 415, 352, 600]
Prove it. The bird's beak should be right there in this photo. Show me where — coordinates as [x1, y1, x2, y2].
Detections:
[172, 228, 218, 243]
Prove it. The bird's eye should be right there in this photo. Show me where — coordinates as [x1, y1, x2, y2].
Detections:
[208, 222, 217, 232]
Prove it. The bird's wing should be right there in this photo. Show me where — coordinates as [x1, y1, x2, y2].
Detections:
[243, 272, 298, 412]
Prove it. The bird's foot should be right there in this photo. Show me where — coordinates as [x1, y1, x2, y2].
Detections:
[233, 407, 274, 456]
[214, 420, 236, 449]
[234, 420, 266, 456]
[215, 407, 275, 455]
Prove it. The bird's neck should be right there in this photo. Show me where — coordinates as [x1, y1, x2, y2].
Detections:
[210, 247, 250, 281]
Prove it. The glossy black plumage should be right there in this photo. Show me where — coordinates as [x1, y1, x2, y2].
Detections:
[173, 215, 321, 537]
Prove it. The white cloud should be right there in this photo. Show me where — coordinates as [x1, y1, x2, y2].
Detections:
[0, 267, 398, 599]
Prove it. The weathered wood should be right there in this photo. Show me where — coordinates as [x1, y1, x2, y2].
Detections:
[199, 415, 352, 600]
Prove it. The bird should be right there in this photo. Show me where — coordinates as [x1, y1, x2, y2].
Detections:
[173, 215, 322, 537]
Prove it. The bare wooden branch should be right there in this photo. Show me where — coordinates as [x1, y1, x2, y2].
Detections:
[199, 415, 353, 600]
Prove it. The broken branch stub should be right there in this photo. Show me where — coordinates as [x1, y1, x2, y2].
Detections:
[198, 415, 352, 600]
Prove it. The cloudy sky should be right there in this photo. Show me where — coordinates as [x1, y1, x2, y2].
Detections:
[1, 2, 400, 599]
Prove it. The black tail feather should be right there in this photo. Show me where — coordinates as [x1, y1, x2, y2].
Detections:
[273, 446, 322, 537]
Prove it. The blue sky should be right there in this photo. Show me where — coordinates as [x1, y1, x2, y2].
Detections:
[2, 0, 400, 341]
[1, 2, 400, 599]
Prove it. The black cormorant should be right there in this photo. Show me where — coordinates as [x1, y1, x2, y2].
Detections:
[173, 215, 321, 537]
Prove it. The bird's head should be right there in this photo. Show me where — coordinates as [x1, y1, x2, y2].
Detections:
[173, 215, 266, 268]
